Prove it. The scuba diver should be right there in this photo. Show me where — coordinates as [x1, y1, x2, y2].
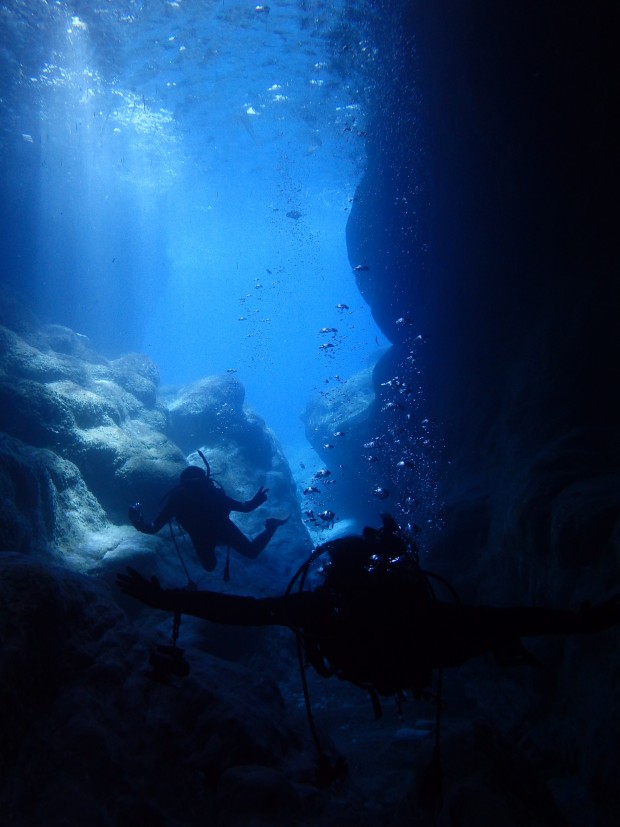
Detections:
[117, 514, 620, 796]
[117, 514, 620, 700]
[128, 458, 288, 575]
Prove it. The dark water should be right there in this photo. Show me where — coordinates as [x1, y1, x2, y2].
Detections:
[0, 0, 396, 448]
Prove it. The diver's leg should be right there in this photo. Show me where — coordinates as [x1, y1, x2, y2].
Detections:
[223, 517, 288, 560]
[247, 516, 289, 558]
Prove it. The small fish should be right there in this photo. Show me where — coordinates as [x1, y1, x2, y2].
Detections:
[286, 210, 302, 220]
[334, 431, 346, 437]
[303, 486, 320, 495]
[395, 317, 413, 326]
[366, 455, 378, 463]
[335, 303, 349, 311]
[396, 459, 414, 469]
[318, 510, 335, 524]
[323, 443, 334, 450]
[353, 264, 369, 272]
[319, 343, 334, 350]
[314, 469, 331, 479]
[226, 368, 237, 374]
[372, 487, 390, 500]
[319, 327, 337, 334]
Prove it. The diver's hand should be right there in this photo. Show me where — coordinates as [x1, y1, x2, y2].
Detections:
[116, 567, 169, 610]
[250, 486, 269, 508]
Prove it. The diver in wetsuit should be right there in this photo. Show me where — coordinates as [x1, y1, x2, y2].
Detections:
[129, 465, 288, 573]
[117, 515, 620, 698]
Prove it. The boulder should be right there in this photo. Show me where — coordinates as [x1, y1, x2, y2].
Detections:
[301, 366, 382, 528]
[0, 375, 76, 447]
[0, 554, 313, 827]
[67, 420, 186, 524]
[167, 375, 271, 463]
[109, 352, 160, 408]
[0, 434, 107, 556]
[0, 313, 311, 584]
[0, 322, 188, 526]
[302, 357, 437, 537]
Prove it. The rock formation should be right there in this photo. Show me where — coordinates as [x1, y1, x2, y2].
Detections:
[0, 299, 320, 824]
[0, 302, 310, 582]
[336, 2, 619, 824]
[0, 553, 319, 827]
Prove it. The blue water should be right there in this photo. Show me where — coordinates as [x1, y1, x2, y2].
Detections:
[0, 0, 386, 448]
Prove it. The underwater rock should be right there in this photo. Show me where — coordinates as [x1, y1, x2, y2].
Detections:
[48, 377, 143, 428]
[303, 366, 375, 438]
[343, 5, 619, 821]
[413, 721, 571, 827]
[0, 322, 108, 385]
[68, 420, 187, 524]
[0, 315, 310, 583]
[301, 366, 397, 529]
[0, 554, 310, 827]
[167, 375, 260, 456]
[0, 322, 187, 526]
[0, 435, 108, 557]
[215, 765, 303, 825]
[109, 352, 160, 408]
[0, 325, 86, 385]
[36, 323, 106, 365]
[549, 472, 620, 570]
[0, 375, 76, 447]
[0, 287, 106, 365]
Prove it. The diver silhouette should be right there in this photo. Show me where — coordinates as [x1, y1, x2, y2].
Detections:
[128, 464, 288, 574]
[118, 514, 620, 698]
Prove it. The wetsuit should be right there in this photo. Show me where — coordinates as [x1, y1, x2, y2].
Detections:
[131, 474, 283, 571]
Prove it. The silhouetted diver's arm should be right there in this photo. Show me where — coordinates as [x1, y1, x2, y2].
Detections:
[116, 567, 620, 662]
[418, 601, 620, 668]
[128, 502, 175, 535]
[116, 567, 331, 629]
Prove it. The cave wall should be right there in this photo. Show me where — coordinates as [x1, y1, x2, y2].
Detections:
[345, 9, 620, 815]
[346, 0, 619, 597]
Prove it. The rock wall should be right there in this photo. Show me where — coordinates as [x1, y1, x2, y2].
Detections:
[0, 297, 328, 826]
[0, 554, 319, 827]
[0, 294, 311, 584]
[345, 1, 619, 588]
[342, 1, 619, 823]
